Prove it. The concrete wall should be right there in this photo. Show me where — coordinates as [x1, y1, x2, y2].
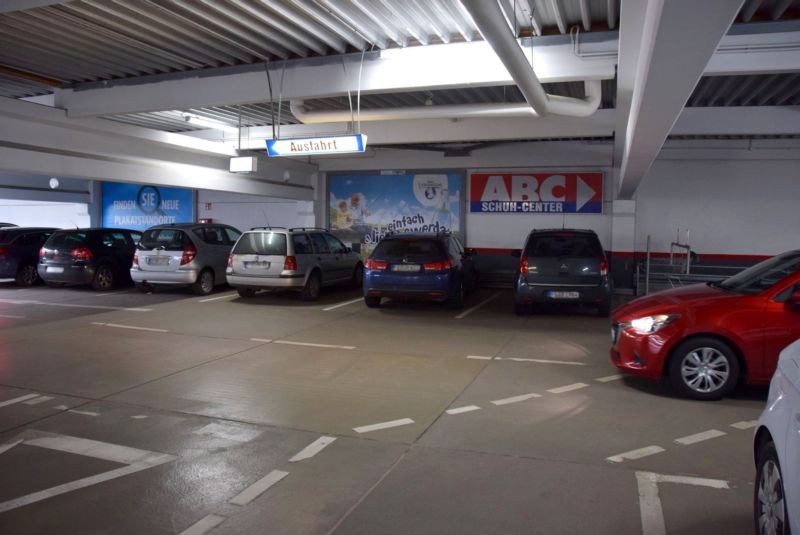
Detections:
[0, 198, 90, 228]
[196, 190, 314, 233]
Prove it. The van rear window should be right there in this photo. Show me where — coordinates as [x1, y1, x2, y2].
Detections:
[234, 233, 287, 256]
[139, 229, 187, 251]
[525, 233, 603, 257]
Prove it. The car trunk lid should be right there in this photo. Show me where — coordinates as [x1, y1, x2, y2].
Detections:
[522, 232, 605, 286]
[136, 228, 188, 272]
[230, 232, 287, 277]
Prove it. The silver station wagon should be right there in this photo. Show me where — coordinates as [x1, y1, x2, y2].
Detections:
[132, 223, 242, 295]
[226, 227, 363, 301]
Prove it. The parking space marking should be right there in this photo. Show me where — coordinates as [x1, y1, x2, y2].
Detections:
[606, 445, 666, 463]
[731, 420, 758, 430]
[547, 383, 589, 394]
[674, 429, 726, 445]
[229, 470, 290, 506]
[595, 374, 624, 382]
[90, 322, 168, 333]
[491, 393, 541, 406]
[322, 297, 363, 311]
[193, 422, 262, 443]
[353, 418, 415, 434]
[466, 355, 493, 360]
[68, 410, 99, 417]
[274, 340, 356, 350]
[0, 393, 40, 408]
[52, 405, 69, 410]
[179, 514, 227, 535]
[131, 415, 148, 420]
[90, 290, 130, 297]
[500, 357, 587, 366]
[198, 293, 238, 303]
[289, 436, 337, 462]
[446, 405, 481, 415]
[0, 313, 25, 319]
[454, 292, 501, 319]
[0, 298, 151, 312]
[23, 396, 53, 405]
[250, 338, 273, 343]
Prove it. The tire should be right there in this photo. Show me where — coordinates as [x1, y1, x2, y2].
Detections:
[237, 288, 256, 298]
[15, 263, 39, 286]
[597, 302, 611, 318]
[668, 337, 740, 400]
[351, 263, 364, 289]
[91, 264, 115, 291]
[301, 272, 321, 301]
[191, 269, 214, 296]
[364, 296, 381, 308]
[754, 441, 789, 535]
[447, 279, 465, 310]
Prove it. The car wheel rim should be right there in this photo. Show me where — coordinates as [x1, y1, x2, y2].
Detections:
[680, 347, 729, 393]
[201, 273, 213, 293]
[757, 459, 785, 535]
[97, 269, 112, 289]
[22, 266, 37, 285]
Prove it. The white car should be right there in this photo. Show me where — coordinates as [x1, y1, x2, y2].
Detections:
[755, 338, 800, 535]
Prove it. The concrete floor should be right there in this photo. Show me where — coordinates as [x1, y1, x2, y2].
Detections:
[0, 282, 765, 534]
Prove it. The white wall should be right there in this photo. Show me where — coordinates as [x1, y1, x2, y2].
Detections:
[0, 199, 90, 228]
[197, 190, 314, 233]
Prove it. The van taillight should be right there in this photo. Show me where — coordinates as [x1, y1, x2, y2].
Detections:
[365, 259, 387, 270]
[600, 257, 609, 277]
[423, 259, 453, 272]
[227, 254, 233, 268]
[180, 244, 197, 265]
[132, 251, 139, 266]
[519, 256, 529, 275]
[283, 256, 297, 271]
[71, 247, 93, 260]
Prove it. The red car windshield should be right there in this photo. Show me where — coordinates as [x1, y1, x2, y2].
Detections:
[716, 251, 800, 294]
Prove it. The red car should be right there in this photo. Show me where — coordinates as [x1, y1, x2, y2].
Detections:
[611, 250, 800, 400]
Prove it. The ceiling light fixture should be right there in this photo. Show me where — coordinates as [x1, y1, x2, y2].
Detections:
[183, 114, 239, 133]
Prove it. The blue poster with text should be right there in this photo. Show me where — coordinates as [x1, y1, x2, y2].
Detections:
[102, 183, 194, 231]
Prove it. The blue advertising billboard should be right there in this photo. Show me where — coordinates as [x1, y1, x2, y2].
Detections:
[101, 183, 194, 231]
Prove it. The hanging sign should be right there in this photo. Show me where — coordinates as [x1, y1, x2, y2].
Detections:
[469, 172, 603, 214]
[266, 134, 367, 157]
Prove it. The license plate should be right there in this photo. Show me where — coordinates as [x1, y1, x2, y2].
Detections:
[147, 256, 169, 265]
[547, 291, 580, 299]
[244, 261, 270, 269]
[47, 266, 64, 273]
[392, 264, 420, 272]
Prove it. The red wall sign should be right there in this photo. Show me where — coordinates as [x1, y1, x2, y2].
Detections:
[470, 172, 603, 214]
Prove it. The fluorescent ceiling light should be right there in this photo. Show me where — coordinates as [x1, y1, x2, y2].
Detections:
[183, 114, 239, 133]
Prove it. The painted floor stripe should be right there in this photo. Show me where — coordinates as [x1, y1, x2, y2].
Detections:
[353, 418, 415, 434]
[52, 405, 69, 410]
[466, 355, 493, 360]
[131, 415, 148, 420]
[289, 436, 336, 463]
[0, 440, 22, 455]
[23, 396, 53, 405]
[91, 322, 168, 333]
[0, 298, 150, 312]
[504, 357, 587, 366]
[179, 514, 227, 535]
[0, 393, 40, 408]
[596, 374, 624, 382]
[454, 292, 501, 319]
[0, 314, 25, 319]
[547, 383, 589, 394]
[322, 297, 363, 311]
[198, 293, 238, 303]
[274, 340, 356, 350]
[675, 429, 727, 445]
[68, 410, 99, 417]
[731, 420, 758, 430]
[491, 393, 541, 406]
[446, 405, 481, 415]
[607, 445, 665, 463]
[250, 338, 273, 343]
[229, 470, 289, 506]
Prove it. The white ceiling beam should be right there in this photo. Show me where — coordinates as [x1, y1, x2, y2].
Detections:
[616, 0, 745, 199]
[58, 39, 617, 118]
[672, 105, 800, 136]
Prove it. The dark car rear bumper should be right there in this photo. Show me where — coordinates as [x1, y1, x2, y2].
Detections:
[514, 279, 611, 305]
[363, 270, 454, 301]
[38, 263, 96, 285]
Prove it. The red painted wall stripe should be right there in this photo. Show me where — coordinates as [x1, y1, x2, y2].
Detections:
[472, 247, 770, 262]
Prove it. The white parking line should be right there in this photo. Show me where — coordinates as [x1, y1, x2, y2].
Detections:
[289, 436, 337, 462]
[68, 410, 99, 417]
[179, 514, 227, 535]
[446, 405, 481, 415]
[198, 293, 238, 303]
[675, 429, 726, 445]
[730, 420, 758, 430]
[454, 292, 501, 319]
[606, 445, 666, 463]
[502, 357, 587, 366]
[491, 393, 541, 406]
[353, 418, 415, 434]
[596, 374, 624, 383]
[91, 290, 130, 297]
[0, 298, 151, 312]
[23, 396, 53, 405]
[547, 383, 589, 394]
[0, 314, 25, 319]
[274, 340, 356, 350]
[322, 298, 363, 311]
[52, 405, 69, 410]
[250, 338, 273, 343]
[131, 415, 148, 420]
[466, 355, 493, 360]
[229, 470, 290, 506]
[90, 322, 168, 333]
[0, 393, 40, 408]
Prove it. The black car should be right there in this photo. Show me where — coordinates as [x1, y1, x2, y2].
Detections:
[38, 228, 142, 291]
[512, 228, 612, 316]
[0, 227, 58, 285]
[0, 223, 18, 228]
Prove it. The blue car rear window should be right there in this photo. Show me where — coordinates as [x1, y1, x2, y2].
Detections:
[373, 239, 445, 258]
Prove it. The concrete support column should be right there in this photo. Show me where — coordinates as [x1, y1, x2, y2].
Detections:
[610, 199, 637, 291]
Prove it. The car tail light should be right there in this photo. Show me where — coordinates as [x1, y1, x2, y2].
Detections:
[519, 256, 529, 275]
[227, 254, 233, 268]
[0, 247, 6, 256]
[180, 244, 197, 265]
[364, 259, 387, 270]
[132, 251, 139, 266]
[39, 247, 46, 259]
[600, 257, 608, 277]
[283, 255, 297, 271]
[423, 259, 453, 272]
[71, 247, 93, 260]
